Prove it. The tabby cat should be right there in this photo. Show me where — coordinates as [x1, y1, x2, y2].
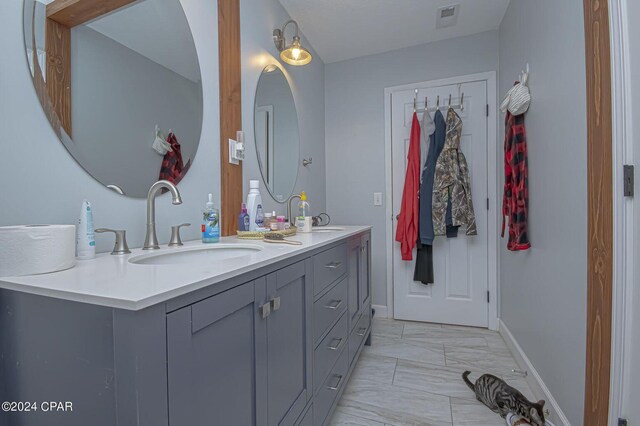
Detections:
[462, 371, 546, 426]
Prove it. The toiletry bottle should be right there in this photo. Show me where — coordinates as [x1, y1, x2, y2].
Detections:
[202, 194, 220, 243]
[246, 180, 263, 231]
[76, 199, 96, 260]
[238, 203, 250, 231]
[263, 212, 274, 230]
[297, 191, 312, 233]
[277, 215, 286, 231]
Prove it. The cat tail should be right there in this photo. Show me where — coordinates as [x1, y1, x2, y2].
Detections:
[462, 371, 475, 391]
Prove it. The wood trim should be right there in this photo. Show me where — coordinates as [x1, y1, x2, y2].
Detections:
[45, 18, 72, 137]
[47, 0, 137, 28]
[583, 0, 613, 424]
[218, 0, 243, 236]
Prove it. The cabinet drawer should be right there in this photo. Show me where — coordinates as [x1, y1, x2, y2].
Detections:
[349, 307, 371, 365]
[314, 346, 349, 426]
[313, 277, 348, 342]
[296, 404, 313, 426]
[314, 312, 348, 393]
[313, 244, 347, 295]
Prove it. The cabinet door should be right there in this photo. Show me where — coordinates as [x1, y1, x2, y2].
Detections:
[347, 239, 361, 330]
[266, 260, 312, 426]
[167, 280, 268, 426]
[360, 233, 371, 307]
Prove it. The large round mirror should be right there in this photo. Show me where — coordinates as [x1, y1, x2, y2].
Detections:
[23, 0, 203, 198]
[254, 66, 300, 203]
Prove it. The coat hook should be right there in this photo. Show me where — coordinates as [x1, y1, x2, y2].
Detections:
[437, 95, 440, 108]
[460, 92, 465, 110]
[448, 94, 452, 107]
[413, 89, 418, 112]
[424, 96, 428, 110]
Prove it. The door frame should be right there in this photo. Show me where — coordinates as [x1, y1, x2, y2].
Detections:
[383, 71, 499, 331]
[608, 0, 634, 423]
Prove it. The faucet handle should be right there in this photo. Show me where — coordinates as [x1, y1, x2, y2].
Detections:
[95, 228, 131, 255]
[169, 223, 191, 247]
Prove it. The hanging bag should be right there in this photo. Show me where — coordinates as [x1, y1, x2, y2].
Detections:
[152, 125, 173, 155]
[500, 72, 531, 116]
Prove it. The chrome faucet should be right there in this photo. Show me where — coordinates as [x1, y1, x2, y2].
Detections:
[143, 180, 183, 250]
[287, 193, 301, 226]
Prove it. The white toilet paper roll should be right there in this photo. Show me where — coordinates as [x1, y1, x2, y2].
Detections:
[0, 225, 77, 278]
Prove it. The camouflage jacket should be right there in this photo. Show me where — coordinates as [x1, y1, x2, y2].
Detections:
[432, 109, 477, 236]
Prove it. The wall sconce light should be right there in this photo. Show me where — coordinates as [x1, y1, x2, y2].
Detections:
[273, 20, 312, 66]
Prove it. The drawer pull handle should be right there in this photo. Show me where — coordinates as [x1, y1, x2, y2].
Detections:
[356, 327, 367, 336]
[327, 374, 343, 391]
[260, 303, 271, 319]
[327, 337, 343, 351]
[270, 296, 281, 311]
[324, 261, 342, 270]
[324, 299, 343, 310]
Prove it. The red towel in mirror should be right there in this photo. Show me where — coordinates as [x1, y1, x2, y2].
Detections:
[159, 132, 185, 185]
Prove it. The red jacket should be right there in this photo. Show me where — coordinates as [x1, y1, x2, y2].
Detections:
[395, 113, 421, 261]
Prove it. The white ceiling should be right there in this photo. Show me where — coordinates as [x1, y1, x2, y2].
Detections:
[87, 0, 201, 82]
[277, 0, 510, 64]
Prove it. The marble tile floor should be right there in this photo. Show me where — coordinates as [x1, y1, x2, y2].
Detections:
[329, 318, 534, 426]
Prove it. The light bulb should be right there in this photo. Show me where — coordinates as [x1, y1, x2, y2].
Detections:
[292, 48, 301, 60]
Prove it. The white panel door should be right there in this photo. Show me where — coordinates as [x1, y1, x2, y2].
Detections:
[392, 80, 489, 327]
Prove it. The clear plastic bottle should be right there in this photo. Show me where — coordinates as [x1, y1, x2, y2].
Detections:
[202, 194, 220, 243]
[296, 191, 312, 233]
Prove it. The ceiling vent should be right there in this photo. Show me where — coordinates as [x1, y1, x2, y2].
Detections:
[437, 4, 460, 29]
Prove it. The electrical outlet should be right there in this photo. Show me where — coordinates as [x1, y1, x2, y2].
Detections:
[373, 192, 383, 206]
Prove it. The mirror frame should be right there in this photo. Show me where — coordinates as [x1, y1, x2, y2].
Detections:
[253, 64, 301, 204]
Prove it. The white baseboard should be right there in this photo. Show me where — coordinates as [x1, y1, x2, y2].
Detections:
[372, 304, 389, 318]
[499, 320, 571, 426]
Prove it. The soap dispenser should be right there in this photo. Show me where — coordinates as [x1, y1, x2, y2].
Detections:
[202, 194, 220, 243]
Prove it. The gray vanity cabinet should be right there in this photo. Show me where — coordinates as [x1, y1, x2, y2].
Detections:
[347, 239, 361, 330]
[265, 259, 313, 426]
[166, 278, 268, 426]
[166, 259, 312, 426]
[0, 229, 371, 426]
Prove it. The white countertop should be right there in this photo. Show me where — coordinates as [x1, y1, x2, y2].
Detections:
[0, 226, 371, 311]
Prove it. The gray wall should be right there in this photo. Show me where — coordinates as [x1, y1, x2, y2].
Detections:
[498, 1, 587, 423]
[241, 0, 326, 216]
[324, 31, 499, 308]
[0, 0, 326, 252]
[71, 26, 202, 197]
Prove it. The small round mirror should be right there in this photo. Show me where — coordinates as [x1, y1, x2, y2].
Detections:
[254, 66, 300, 203]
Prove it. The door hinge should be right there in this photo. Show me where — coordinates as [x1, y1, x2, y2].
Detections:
[487, 291, 490, 303]
[486, 104, 489, 117]
[618, 418, 628, 426]
[624, 165, 634, 197]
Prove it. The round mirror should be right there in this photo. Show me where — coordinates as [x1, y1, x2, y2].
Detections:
[23, 0, 203, 198]
[254, 66, 300, 203]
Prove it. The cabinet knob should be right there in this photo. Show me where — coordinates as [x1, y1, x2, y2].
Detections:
[270, 296, 281, 311]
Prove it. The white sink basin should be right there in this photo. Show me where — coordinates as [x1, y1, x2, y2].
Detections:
[129, 244, 263, 266]
[312, 227, 345, 233]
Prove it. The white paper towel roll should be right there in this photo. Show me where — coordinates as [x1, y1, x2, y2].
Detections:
[0, 225, 77, 278]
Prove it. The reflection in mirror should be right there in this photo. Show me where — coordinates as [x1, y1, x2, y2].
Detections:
[23, 0, 203, 198]
[254, 66, 300, 203]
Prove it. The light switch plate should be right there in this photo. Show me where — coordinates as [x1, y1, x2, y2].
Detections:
[228, 139, 239, 165]
[373, 192, 383, 206]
